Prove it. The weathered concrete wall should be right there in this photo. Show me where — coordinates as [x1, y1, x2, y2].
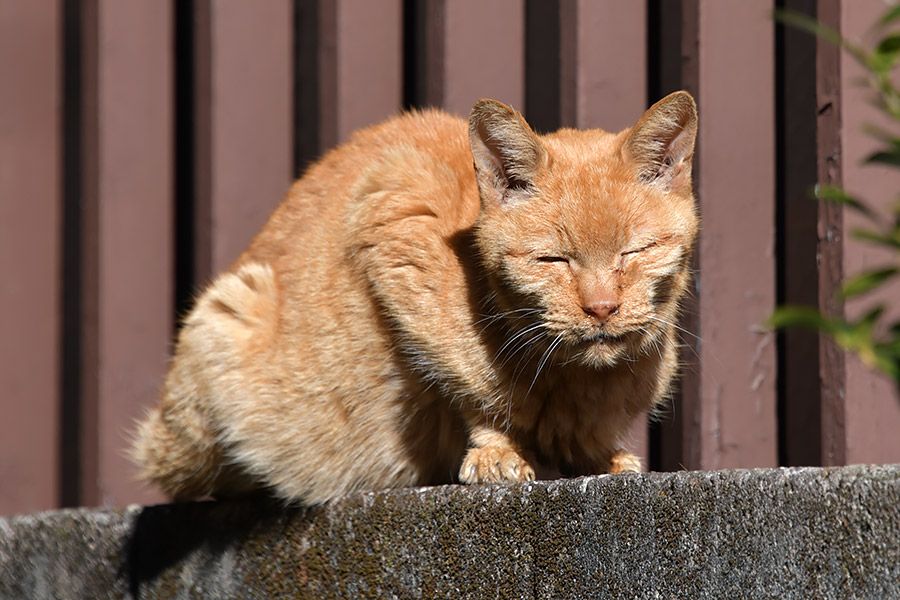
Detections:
[1, 465, 899, 599]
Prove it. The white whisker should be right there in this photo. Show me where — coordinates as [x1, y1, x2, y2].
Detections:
[646, 314, 702, 343]
[493, 323, 547, 369]
[473, 307, 543, 327]
[525, 332, 565, 399]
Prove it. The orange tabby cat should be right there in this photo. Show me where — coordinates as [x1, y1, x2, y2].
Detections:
[132, 92, 699, 504]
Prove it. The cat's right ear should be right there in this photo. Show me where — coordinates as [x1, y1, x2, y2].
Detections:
[623, 91, 697, 195]
[469, 99, 545, 208]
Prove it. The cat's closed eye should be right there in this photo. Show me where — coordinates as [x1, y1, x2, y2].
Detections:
[621, 241, 658, 256]
[536, 255, 569, 264]
[616, 243, 654, 273]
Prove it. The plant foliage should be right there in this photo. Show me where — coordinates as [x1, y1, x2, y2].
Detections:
[770, 5, 900, 386]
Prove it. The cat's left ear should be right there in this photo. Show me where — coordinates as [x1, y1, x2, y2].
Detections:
[623, 91, 697, 194]
[469, 99, 545, 208]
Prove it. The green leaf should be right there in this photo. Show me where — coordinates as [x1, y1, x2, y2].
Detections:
[776, 8, 871, 67]
[871, 344, 900, 379]
[774, 8, 845, 47]
[865, 150, 900, 167]
[814, 184, 880, 220]
[768, 306, 837, 333]
[870, 34, 900, 75]
[851, 228, 900, 249]
[890, 320, 900, 336]
[861, 125, 900, 146]
[840, 267, 899, 298]
[813, 184, 854, 202]
[881, 335, 900, 352]
[879, 3, 900, 26]
[877, 33, 900, 54]
[856, 306, 885, 330]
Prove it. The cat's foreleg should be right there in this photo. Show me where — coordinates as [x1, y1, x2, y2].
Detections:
[458, 427, 536, 484]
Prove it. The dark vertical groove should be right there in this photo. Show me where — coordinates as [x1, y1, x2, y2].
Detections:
[401, 0, 421, 110]
[778, 0, 823, 466]
[77, 0, 100, 507]
[647, 0, 686, 473]
[404, 0, 437, 109]
[657, 0, 684, 99]
[646, 0, 662, 473]
[192, 1, 212, 282]
[423, 0, 446, 108]
[174, 0, 197, 323]
[646, 0, 661, 105]
[60, 0, 83, 508]
[295, 0, 322, 174]
[524, 0, 560, 133]
[775, 0, 788, 467]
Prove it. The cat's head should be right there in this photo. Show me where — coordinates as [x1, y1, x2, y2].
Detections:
[469, 92, 699, 368]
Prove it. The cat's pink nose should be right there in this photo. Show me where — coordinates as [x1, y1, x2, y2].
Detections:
[583, 301, 619, 323]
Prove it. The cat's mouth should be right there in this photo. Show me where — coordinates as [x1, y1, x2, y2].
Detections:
[572, 329, 634, 367]
[582, 330, 625, 345]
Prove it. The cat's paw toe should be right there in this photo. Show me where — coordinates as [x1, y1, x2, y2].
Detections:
[459, 446, 535, 484]
[607, 449, 642, 474]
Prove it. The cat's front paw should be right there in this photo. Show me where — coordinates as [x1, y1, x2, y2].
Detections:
[459, 446, 536, 484]
[607, 449, 642, 474]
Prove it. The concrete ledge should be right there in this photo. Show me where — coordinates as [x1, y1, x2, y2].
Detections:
[2, 465, 899, 599]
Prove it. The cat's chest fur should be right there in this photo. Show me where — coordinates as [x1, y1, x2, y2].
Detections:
[132, 93, 699, 504]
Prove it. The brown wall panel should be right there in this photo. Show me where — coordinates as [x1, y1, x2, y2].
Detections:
[839, 0, 900, 464]
[0, 2, 61, 515]
[814, 0, 847, 466]
[195, 0, 294, 277]
[559, 0, 647, 132]
[329, 0, 403, 148]
[426, 0, 525, 116]
[688, 0, 778, 469]
[79, 0, 173, 506]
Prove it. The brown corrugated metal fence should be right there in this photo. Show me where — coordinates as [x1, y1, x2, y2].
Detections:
[1, 0, 899, 515]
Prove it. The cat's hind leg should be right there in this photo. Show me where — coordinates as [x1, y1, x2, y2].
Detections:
[131, 262, 280, 499]
[606, 449, 642, 474]
[131, 401, 245, 500]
